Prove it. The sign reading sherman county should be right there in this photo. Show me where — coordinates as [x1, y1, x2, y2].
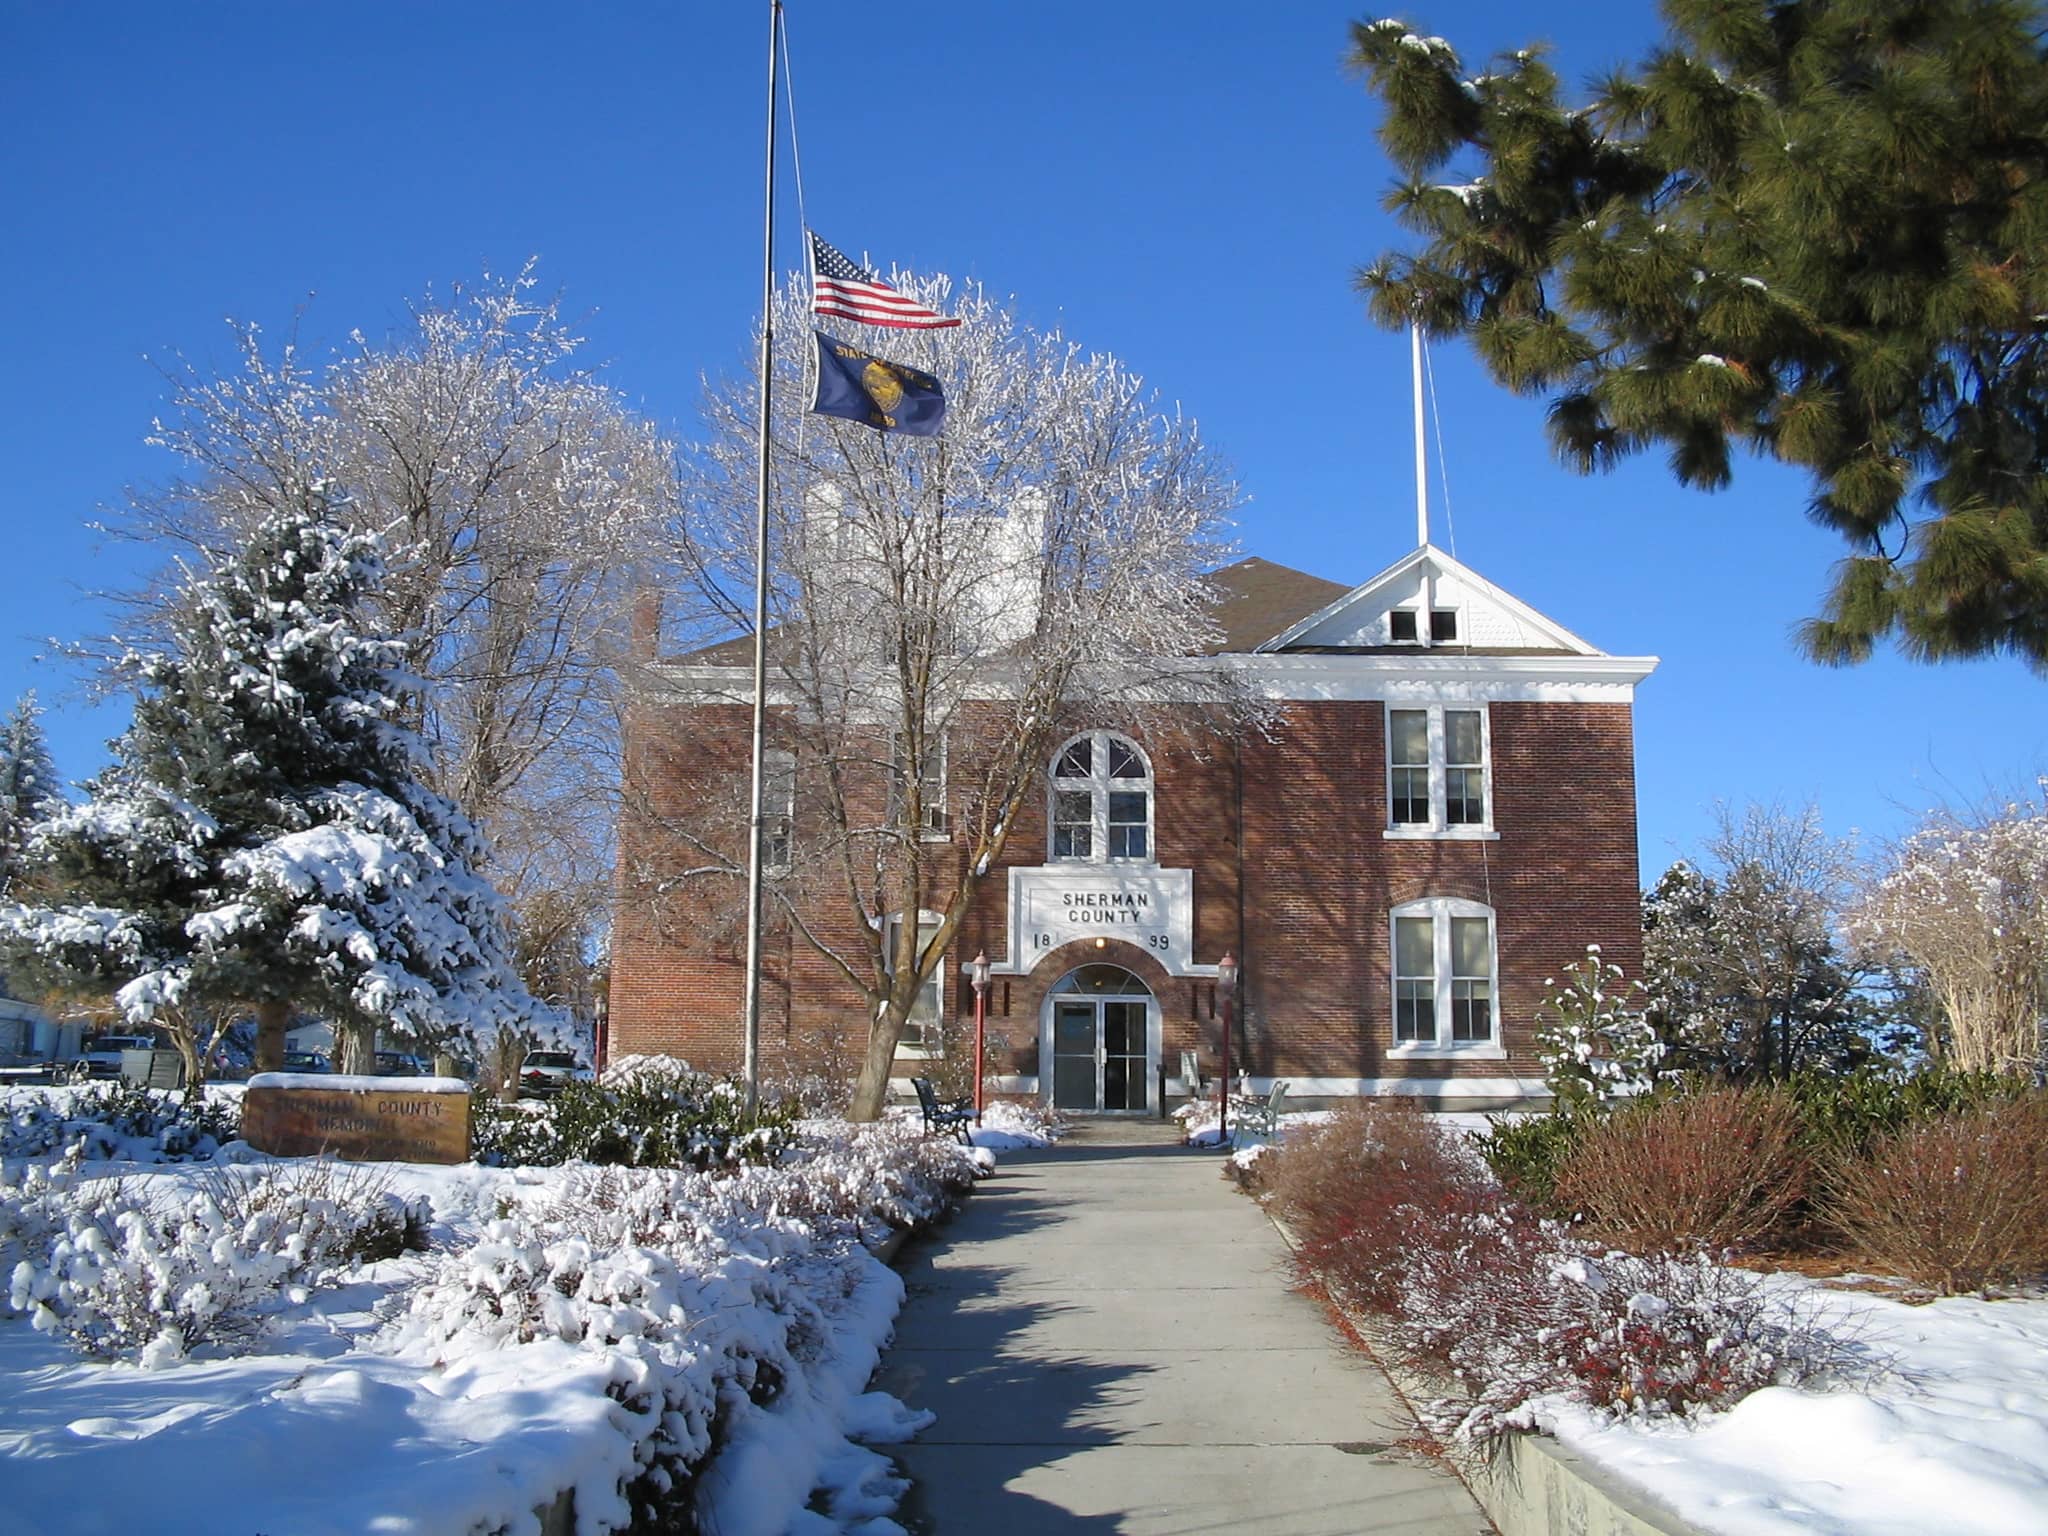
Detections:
[1007, 864, 1206, 976]
[242, 1074, 471, 1164]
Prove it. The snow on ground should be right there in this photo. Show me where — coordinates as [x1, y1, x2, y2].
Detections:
[0, 1087, 978, 1536]
[1546, 1281, 2048, 1536]
[965, 1099, 1061, 1151]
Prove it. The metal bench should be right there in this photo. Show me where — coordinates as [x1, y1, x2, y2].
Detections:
[911, 1076, 976, 1144]
[1232, 1080, 1290, 1147]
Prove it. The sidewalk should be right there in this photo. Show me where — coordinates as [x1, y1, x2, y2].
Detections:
[874, 1122, 1493, 1535]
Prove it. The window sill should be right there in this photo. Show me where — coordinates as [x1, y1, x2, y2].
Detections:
[1387, 1043, 1508, 1061]
[895, 1044, 944, 1060]
[1383, 826, 1499, 842]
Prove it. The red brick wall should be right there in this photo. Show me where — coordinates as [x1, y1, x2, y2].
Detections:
[611, 695, 1644, 1094]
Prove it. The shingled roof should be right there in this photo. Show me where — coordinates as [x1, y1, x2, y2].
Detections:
[1200, 557, 1351, 654]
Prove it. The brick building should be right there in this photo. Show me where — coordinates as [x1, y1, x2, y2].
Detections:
[609, 542, 1656, 1112]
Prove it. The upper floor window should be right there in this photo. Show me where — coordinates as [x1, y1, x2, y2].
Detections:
[891, 732, 949, 839]
[763, 750, 796, 873]
[1050, 731, 1152, 863]
[1391, 897, 1498, 1053]
[1387, 705, 1491, 836]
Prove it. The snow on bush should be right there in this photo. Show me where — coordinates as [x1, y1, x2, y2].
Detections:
[1533, 945, 1666, 1110]
[388, 1127, 969, 1531]
[1261, 1100, 1878, 1440]
[4, 1156, 421, 1365]
[968, 1098, 1064, 1149]
[470, 1055, 801, 1171]
[1, 1082, 240, 1164]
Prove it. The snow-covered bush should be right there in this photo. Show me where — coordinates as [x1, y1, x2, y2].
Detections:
[1534, 945, 1665, 1111]
[4, 1156, 423, 1365]
[388, 1128, 964, 1531]
[1256, 1099, 1872, 1440]
[0, 1083, 240, 1164]
[470, 1057, 801, 1170]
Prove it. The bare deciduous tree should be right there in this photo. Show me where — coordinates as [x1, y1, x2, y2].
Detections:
[119, 265, 674, 962]
[1852, 792, 2048, 1074]
[640, 274, 1255, 1119]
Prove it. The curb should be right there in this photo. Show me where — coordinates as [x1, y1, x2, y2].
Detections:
[1266, 1213, 1704, 1536]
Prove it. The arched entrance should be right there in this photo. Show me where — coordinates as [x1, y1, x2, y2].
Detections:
[1043, 963, 1158, 1114]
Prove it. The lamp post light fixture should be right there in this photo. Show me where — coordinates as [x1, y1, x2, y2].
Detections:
[970, 951, 992, 1121]
[1216, 950, 1238, 1143]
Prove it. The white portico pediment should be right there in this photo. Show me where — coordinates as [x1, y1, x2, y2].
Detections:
[995, 864, 1214, 979]
[1254, 544, 1601, 656]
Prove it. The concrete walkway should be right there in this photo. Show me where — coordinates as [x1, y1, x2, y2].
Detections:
[873, 1121, 1493, 1535]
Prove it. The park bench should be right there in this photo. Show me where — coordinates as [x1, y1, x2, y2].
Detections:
[911, 1077, 976, 1144]
[1231, 1080, 1290, 1147]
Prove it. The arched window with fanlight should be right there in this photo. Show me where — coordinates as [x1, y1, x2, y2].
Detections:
[1048, 731, 1153, 864]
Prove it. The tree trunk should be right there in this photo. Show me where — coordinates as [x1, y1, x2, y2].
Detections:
[335, 1019, 376, 1076]
[253, 999, 291, 1073]
[848, 1006, 907, 1122]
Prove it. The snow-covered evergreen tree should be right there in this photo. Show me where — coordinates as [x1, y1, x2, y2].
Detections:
[0, 493, 549, 1077]
[0, 692, 63, 896]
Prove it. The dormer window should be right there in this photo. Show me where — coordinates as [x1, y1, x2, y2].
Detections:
[1389, 607, 1459, 645]
[1390, 609, 1419, 643]
[1430, 609, 1457, 642]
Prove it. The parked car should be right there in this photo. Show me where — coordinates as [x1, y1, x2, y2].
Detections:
[63, 1035, 159, 1084]
[518, 1050, 589, 1097]
[374, 1051, 432, 1077]
[280, 1050, 331, 1074]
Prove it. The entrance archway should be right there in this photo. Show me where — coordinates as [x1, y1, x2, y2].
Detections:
[1043, 963, 1158, 1114]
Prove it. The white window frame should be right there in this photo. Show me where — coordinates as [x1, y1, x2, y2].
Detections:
[763, 749, 796, 874]
[1383, 703, 1498, 840]
[1387, 897, 1504, 1058]
[1047, 730, 1155, 865]
[884, 909, 946, 1057]
[891, 731, 950, 841]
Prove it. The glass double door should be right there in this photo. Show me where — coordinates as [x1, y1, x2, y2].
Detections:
[1051, 997, 1151, 1113]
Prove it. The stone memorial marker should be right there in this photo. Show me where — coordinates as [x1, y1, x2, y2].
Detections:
[242, 1073, 472, 1163]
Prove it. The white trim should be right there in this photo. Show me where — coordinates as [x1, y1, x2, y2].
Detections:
[1385, 702, 1494, 836]
[1254, 544, 1602, 656]
[1046, 729, 1155, 865]
[648, 651, 1659, 708]
[1391, 896, 1499, 1053]
[987, 1074, 1040, 1093]
[1242, 1075, 1545, 1099]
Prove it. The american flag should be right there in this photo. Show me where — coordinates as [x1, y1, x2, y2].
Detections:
[809, 232, 961, 330]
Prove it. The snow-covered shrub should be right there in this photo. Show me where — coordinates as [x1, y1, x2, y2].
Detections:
[1821, 1095, 2048, 1293]
[0, 1082, 239, 1164]
[1553, 1085, 1809, 1252]
[1429, 1248, 1873, 1438]
[781, 1117, 979, 1235]
[471, 1064, 798, 1171]
[4, 1156, 419, 1365]
[470, 1058, 801, 1170]
[1534, 945, 1665, 1111]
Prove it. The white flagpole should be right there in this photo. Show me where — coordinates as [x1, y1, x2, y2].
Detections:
[740, 0, 782, 1117]
[1411, 322, 1429, 548]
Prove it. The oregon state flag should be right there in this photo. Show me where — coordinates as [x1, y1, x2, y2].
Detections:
[810, 331, 945, 437]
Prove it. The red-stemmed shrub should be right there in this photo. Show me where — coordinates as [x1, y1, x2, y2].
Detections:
[1552, 1086, 1808, 1252]
[1822, 1095, 2048, 1294]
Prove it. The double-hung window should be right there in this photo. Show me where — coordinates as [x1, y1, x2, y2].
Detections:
[891, 732, 949, 839]
[1390, 898, 1500, 1054]
[1049, 731, 1152, 863]
[1386, 704, 1493, 836]
[763, 750, 796, 873]
[885, 911, 944, 1054]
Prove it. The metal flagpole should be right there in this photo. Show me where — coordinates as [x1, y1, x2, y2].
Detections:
[740, 0, 783, 1117]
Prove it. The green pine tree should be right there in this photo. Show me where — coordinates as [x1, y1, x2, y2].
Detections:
[1351, 1, 2048, 667]
[0, 692, 62, 896]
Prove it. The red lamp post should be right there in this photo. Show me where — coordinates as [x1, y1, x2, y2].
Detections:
[970, 951, 992, 1121]
[1216, 950, 1238, 1143]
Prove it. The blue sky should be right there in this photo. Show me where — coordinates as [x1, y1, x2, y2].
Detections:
[1, 1, 2039, 877]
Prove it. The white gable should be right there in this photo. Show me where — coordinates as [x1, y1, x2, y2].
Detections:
[1254, 545, 1601, 656]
